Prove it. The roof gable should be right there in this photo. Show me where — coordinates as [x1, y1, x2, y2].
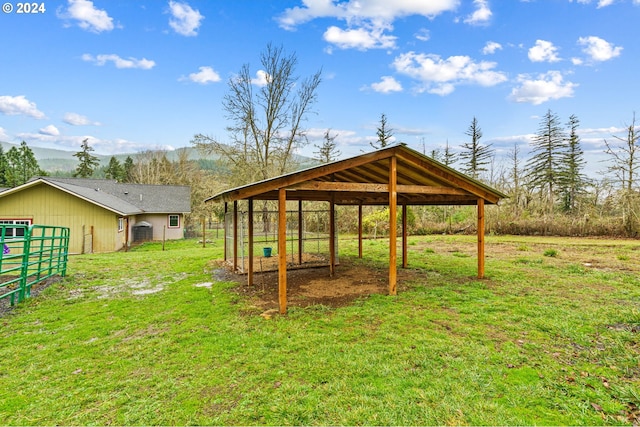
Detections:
[207, 144, 506, 206]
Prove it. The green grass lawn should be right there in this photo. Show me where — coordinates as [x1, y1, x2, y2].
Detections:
[1, 235, 639, 425]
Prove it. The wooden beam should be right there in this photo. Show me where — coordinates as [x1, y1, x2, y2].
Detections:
[358, 204, 363, 259]
[477, 198, 485, 279]
[210, 148, 397, 203]
[233, 200, 238, 272]
[278, 188, 287, 314]
[396, 151, 502, 204]
[298, 200, 303, 265]
[389, 156, 397, 295]
[288, 181, 470, 196]
[247, 199, 254, 286]
[329, 199, 336, 277]
[223, 202, 227, 262]
[402, 204, 408, 268]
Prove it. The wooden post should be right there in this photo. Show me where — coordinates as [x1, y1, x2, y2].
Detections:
[298, 200, 303, 265]
[233, 201, 238, 272]
[202, 218, 206, 248]
[124, 217, 129, 252]
[329, 199, 336, 277]
[278, 188, 287, 314]
[389, 156, 397, 295]
[248, 199, 254, 286]
[477, 198, 485, 279]
[402, 204, 408, 268]
[358, 204, 363, 259]
[223, 203, 228, 262]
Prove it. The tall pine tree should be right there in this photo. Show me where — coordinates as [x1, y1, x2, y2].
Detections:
[123, 156, 134, 182]
[4, 141, 45, 187]
[314, 129, 341, 163]
[370, 113, 394, 149]
[73, 138, 100, 178]
[560, 114, 589, 213]
[105, 156, 125, 181]
[0, 146, 8, 186]
[525, 109, 567, 214]
[459, 117, 493, 180]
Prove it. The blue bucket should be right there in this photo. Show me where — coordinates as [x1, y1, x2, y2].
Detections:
[263, 247, 273, 257]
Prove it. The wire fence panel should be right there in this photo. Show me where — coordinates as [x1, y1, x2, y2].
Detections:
[0, 225, 70, 306]
[225, 209, 338, 273]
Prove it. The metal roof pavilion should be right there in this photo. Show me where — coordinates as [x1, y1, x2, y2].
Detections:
[207, 144, 506, 314]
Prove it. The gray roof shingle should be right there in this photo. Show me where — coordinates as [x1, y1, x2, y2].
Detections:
[24, 177, 191, 215]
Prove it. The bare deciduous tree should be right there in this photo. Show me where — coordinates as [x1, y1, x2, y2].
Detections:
[604, 113, 640, 235]
[192, 43, 322, 186]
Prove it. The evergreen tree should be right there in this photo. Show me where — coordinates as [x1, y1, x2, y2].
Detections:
[4, 141, 45, 187]
[459, 117, 493, 180]
[105, 156, 124, 181]
[0, 146, 8, 186]
[525, 109, 567, 214]
[123, 156, 134, 182]
[314, 129, 341, 163]
[442, 140, 457, 167]
[370, 113, 394, 149]
[73, 138, 100, 178]
[560, 114, 589, 213]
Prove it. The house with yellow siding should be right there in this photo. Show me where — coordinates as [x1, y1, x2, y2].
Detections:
[0, 177, 191, 254]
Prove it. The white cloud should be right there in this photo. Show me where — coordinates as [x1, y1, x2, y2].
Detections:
[577, 36, 622, 62]
[323, 24, 396, 50]
[277, 0, 460, 30]
[369, 76, 403, 93]
[509, 71, 577, 105]
[464, 0, 492, 25]
[571, 0, 616, 7]
[181, 66, 221, 84]
[63, 112, 100, 126]
[0, 127, 9, 141]
[57, 0, 114, 33]
[168, 1, 204, 36]
[0, 95, 46, 119]
[392, 52, 507, 95]
[251, 70, 270, 86]
[482, 41, 502, 55]
[415, 28, 430, 42]
[39, 125, 60, 136]
[15, 132, 175, 155]
[528, 40, 561, 62]
[82, 54, 156, 69]
[277, 0, 457, 52]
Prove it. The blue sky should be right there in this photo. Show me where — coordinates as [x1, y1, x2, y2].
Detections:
[0, 0, 638, 176]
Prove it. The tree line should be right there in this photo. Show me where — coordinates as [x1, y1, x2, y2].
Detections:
[2, 43, 638, 237]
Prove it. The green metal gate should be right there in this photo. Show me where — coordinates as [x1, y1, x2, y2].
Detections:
[0, 225, 70, 306]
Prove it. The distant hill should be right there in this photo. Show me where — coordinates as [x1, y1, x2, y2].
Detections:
[0, 141, 317, 174]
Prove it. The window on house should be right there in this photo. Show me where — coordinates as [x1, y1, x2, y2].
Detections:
[118, 218, 124, 232]
[168, 215, 180, 228]
[0, 219, 32, 238]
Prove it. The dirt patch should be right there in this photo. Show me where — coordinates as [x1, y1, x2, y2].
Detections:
[0, 276, 62, 318]
[219, 258, 422, 311]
